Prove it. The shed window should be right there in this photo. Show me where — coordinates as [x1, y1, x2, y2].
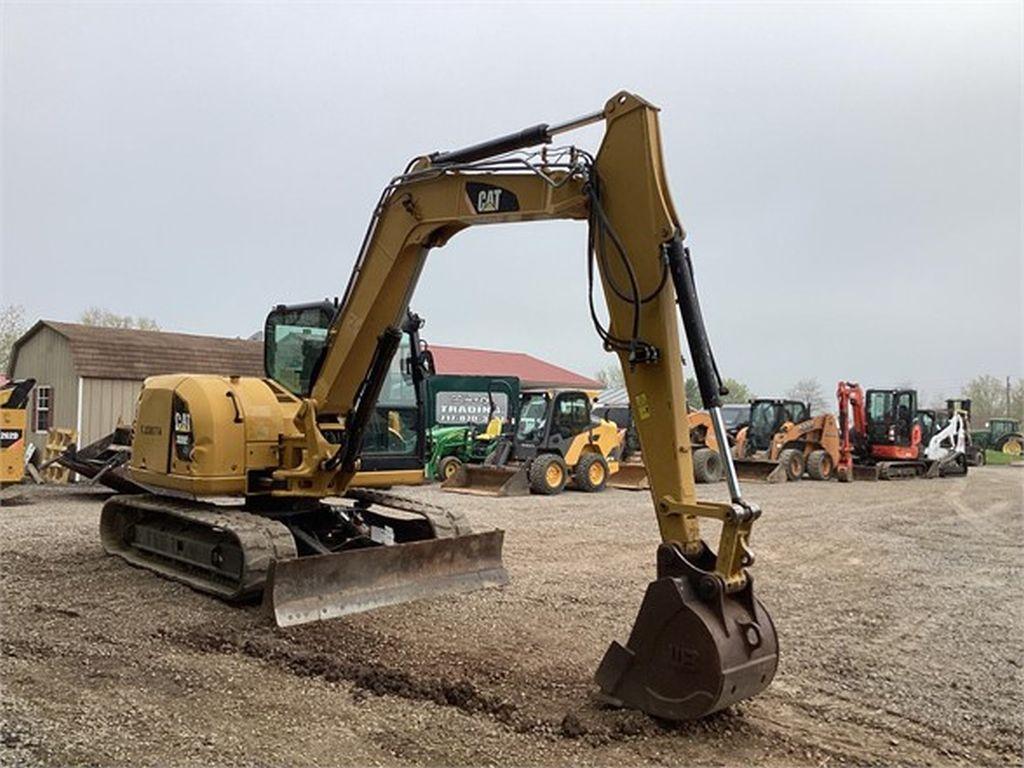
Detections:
[33, 386, 52, 433]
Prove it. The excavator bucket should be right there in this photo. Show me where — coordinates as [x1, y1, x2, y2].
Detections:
[732, 459, 788, 483]
[608, 461, 650, 490]
[267, 530, 507, 627]
[441, 463, 530, 497]
[595, 543, 778, 720]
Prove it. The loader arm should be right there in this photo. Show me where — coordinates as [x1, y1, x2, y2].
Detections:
[274, 91, 777, 719]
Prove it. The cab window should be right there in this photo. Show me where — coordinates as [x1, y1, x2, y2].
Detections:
[916, 411, 935, 442]
[552, 393, 591, 438]
[264, 304, 335, 396]
[786, 402, 809, 423]
[360, 335, 419, 456]
[517, 394, 549, 441]
[867, 391, 893, 423]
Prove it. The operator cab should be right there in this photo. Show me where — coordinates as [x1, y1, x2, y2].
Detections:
[721, 403, 751, 436]
[746, 399, 810, 452]
[514, 390, 597, 459]
[865, 388, 918, 448]
[914, 409, 946, 445]
[263, 301, 431, 471]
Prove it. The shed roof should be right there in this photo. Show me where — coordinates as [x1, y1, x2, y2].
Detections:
[430, 345, 603, 390]
[11, 321, 264, 380]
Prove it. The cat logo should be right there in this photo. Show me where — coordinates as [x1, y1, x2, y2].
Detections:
[174, 411, 192, 433]
[477, 188, 503, 212]
[466, 182, 519, 214]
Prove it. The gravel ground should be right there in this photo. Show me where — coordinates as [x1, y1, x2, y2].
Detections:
[1, 467, 1022, 767]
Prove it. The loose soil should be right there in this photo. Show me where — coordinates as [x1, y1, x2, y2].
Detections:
[2, 468, 1021, 766]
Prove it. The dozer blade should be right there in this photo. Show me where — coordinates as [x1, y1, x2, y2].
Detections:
[595, 543, 778, 720]
[267, 530, 507, 627]
[608, 462, 650, 490]
[733, 459, 787, 484]
[441, 463, 530, 497]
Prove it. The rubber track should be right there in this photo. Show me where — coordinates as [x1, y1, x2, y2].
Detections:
[102, 490, 475, 602]
[100, 494, 297, 601]
[344, 488, 473, 538]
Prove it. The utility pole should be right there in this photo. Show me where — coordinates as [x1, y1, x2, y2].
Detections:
[1007, 376, 1012, 417]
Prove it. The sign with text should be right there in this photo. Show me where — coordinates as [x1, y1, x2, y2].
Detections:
[434, 391, 509, 426]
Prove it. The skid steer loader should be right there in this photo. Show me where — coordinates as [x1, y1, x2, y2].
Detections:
[442, 389, 622, 495]
[738, 409, 844, 482]
[99, 92, 778, 721]
[730, 399, 805, 482]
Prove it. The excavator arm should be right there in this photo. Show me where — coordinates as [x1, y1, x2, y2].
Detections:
[269, 92, 778, 719]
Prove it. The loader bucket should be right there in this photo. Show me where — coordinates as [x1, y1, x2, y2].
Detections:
[608, 462, 650, 490]
[441, 463, 530, 497]
[595, 543, 778, 720]
[733, 459, 787, 484]
[266, 530, 507, 627]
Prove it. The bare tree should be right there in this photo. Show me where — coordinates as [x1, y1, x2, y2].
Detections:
[786, 378, 828, 413]
[0, 304, 26, 373]
[963, 375, 1023, 424]
[80, 307, 159, 331]
[594, 365, 624, 389]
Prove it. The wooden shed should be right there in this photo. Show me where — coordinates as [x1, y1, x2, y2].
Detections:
[6, 321, 263, 453]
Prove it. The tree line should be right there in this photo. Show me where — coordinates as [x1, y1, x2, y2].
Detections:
[0, 304, 160, 371]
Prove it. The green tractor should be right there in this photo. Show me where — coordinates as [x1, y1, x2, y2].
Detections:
[971, 417, 1023, 462]
[426, 418, 505, 481]
[425, 379, 518, 481]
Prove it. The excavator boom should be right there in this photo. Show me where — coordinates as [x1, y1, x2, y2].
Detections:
[104, 92, 778, 721]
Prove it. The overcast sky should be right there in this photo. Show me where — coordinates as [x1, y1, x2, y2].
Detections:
[2, 2, 1020, 402]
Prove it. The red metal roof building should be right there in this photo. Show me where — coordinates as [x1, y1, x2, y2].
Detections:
[429, 345, 602, 391]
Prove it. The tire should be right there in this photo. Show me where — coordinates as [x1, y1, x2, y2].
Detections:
[529, 454, 568, 495]
[999, 436, 1024, 457]
[692, 447, 723, 484]
[778, 448, 805, 481]
[574, 453, 609, 492]
[437, 455, 463, 481]
[805, 449, 833, 481]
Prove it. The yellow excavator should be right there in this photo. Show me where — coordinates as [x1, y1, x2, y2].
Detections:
[100, 92, 777, 721]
